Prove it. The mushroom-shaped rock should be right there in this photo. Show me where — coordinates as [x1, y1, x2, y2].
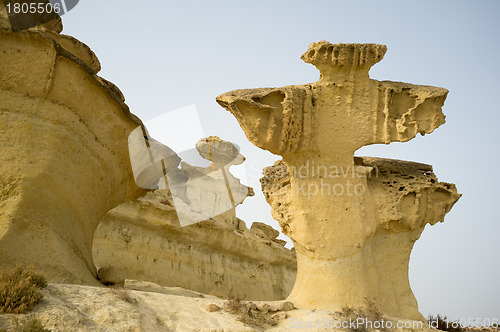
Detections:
[216, 42, 448, 156]
[195, 136, 244, 168]
[0, 25, 144, 284]
[217, 41, 461, 321]
[169, 136, 254, 227]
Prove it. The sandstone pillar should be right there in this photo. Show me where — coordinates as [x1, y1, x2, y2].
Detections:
[217, 41, 461, 321]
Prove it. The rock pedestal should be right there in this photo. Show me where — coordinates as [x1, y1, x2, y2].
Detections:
[217, 41, 461, 321]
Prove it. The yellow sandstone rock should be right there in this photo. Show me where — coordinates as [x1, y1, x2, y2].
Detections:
[93, 191, 297, 300]
[217, 41, 461, 321]
[94, 137, 296, 300]
[0, 18, 144, 284]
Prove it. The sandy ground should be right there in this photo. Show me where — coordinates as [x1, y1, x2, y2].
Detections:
[0, 281, 496, 331]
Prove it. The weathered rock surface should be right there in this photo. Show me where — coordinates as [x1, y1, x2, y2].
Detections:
[217, 41, 461, 321]
[93, 188, 296, 300]
[128, 134, 254, 227]
[173, 136, 255, 227]
[0, 283, 452, 331]
[251, 222, 280, 240]
[261, 157, 460, 321]
[0, 20, 144, 284]
[95, 136, 295, 300]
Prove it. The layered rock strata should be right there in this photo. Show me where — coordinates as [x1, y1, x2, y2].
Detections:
[0, 11, 144, 284]
[217, 41, 461, 320]
[93, 189, 297, 300]
[94, 137, 296, 300]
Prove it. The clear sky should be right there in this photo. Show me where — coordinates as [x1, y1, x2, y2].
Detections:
[61, 0, 499, 322]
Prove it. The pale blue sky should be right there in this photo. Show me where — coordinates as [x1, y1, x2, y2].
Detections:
[62, 0, 499, 322]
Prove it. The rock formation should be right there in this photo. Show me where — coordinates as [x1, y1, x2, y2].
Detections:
[94, 137, 296, 300]
[128, 126, 255, 227]
[172, 136, 255, 227]
[0, 9, 145, 284]
[93, 190, 296, 300]
[217, 41, 461, 321]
